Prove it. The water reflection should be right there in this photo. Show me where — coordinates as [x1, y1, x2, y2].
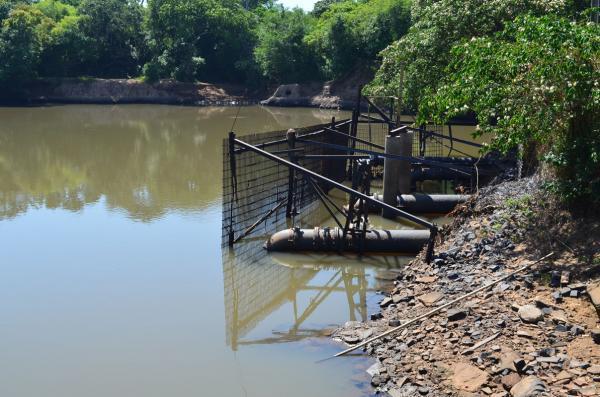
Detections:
[223, 233, 413, 350]
[0, 105, 348, 221]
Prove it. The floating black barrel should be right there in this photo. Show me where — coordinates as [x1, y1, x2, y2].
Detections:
[264, 227, 430, 253]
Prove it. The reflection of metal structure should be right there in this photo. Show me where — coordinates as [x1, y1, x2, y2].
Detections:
[222, 204, 374, 351]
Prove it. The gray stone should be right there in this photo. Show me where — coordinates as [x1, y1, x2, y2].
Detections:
[380, 297, 393, 307]
[591, 329, 600, 344]
[587, 281, 600, 318]
[366, 362, 382, 377]
[518, 305, 544, 323]
[418, 291, 443, 306]
[447, 308, 468, 321]
[510, 376, 546, 397]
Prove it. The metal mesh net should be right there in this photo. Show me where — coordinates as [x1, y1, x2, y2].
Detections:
[222, 120, 351, 247]
[354, 120, 447, 157]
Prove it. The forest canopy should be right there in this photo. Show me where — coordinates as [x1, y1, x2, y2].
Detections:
[0, 0, 413, 88]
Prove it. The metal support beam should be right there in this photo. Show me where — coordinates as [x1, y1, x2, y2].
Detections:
[233, 138, 436, 231]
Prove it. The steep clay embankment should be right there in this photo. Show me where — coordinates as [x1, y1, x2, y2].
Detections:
[19, 78, 260, 105]
[260, 68, 372, 110]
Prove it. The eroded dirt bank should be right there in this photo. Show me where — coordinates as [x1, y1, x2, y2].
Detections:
[334, 175, 600, 396]
[13, 78, 263, 105]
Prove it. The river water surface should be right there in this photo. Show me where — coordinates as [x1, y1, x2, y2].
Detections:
[0, 105, 475, 397]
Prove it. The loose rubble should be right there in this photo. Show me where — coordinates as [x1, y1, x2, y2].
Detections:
[333, 176, 600, 396]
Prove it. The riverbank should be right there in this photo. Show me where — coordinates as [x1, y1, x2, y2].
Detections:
[6, 78, 264, 106]
[334, 174, 600, 396]
[1, 69, 370, 109]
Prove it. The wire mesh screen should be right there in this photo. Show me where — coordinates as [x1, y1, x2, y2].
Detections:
[354, 120, 447, 157]
[222, 119, 351, 247]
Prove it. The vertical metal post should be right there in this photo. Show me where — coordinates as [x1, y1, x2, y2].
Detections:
[347, 87, 361, 179]
[228, 131, 237, 246]
[382, 132, 413, 218]
[286, 129, 296, 218]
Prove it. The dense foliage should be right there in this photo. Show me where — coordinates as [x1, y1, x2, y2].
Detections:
[419, 15, 599, 203]
[305, 0, 410, 77]
[366, 0, 579, 110]
[253, 7, 320, 83]
[0, 0, 414, 89]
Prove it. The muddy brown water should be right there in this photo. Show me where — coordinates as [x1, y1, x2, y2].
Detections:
[0, 105, 477, 397]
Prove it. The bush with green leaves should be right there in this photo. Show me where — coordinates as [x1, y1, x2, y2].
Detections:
[366, 0, 574, 110]
[418, 15, 599, 204]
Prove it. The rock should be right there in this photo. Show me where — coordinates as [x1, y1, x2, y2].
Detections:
[388, 388, 404, 397]
[586, 281, 600, 317]
[447, 308, 468, 321]
[591, 329, 600, 344]
[452, 362, 489, 392]
[552, 291, 563, 303]
[418, 291, 443, 306]
[555, 370, 573, 382]
[357, 329, 373, 340]
[366, 362, 382, 377]
[516, 330, 533, 339]
[561, 271, 571, 285]
[535, 356, 560, 364]
[587, 364, 600, 375]
[509, 376, 546, 397]
[371, 374, 384, 386]
[569, 359, 589, 369]
[416, 276, 437, 283]
[499, 351, 522, 372]
[380, 297, 393, 307]
[371, 312, 383, 320]
[417, 386, 430, 395]
[513, 358, 526, 373]
[389, 319, 401, 327]
[342, 334, 359, 344]
[501, 373, 521, 390]
[560, 287, 571, 296]
[581, 386, 597, 396]
[518, 305, 544, 323]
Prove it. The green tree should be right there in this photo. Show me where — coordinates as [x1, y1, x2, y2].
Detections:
[419, 15, 599, 203]
[76, 0, 146, 77]
[367, 0, 571, 110]
[306, 0, 411, 79]
[145, 0, 255, 82]
[0, 5, 53, 92]
[254, 7, 321, 83]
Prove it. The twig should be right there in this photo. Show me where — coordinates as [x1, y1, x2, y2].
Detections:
[327, 252, 555, 360]
[461, 332, 501, 355]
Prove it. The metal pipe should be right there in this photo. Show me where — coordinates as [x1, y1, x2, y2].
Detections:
[406, 126, 482, 148]
[233, 138, 435, 230]
[233, 119, 353, 154]
[323, 126, 385, 150]
[297, 139, 473, 176]
[233, 200, 287, 244]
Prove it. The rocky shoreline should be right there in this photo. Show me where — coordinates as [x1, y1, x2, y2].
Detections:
[334, 175, 600, 396]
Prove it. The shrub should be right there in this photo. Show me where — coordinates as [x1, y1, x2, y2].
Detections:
[418, 15, 599, 204]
